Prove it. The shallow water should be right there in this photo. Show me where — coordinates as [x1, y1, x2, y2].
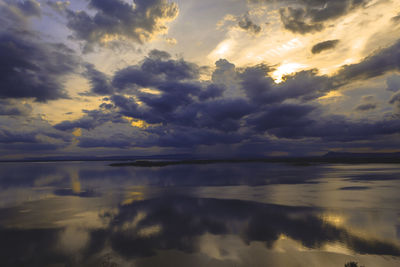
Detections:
[0, 161, 399, 267]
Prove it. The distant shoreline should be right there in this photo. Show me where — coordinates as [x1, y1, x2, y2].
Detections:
[2, 152, 399, 165]
[110, 157, 400, 167]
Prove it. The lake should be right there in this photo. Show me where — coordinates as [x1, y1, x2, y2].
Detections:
[0, 161, 399, 267]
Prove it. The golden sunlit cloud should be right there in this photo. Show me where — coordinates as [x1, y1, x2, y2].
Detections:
[123, 115, 159, 129]
[205, 0, 400, 81]
[72, 128, 82, 137]
[208, 39, 235, 61]
[100, 33, 120, 44]
[131, 120, 150, 129]
[139, 88, 162, 95]
[321, 213, 345, 226]
[122, 191, 144, 205]
[317, 91, 343, 101]
[272, 62, 308, 83]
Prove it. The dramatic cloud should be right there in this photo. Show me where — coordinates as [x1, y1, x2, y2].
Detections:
[65, 0, 179, 51]
[112, 51, 199, 91]
[0, 34, 77, 101]
[54, 45, 400, 151]
[238, 15, 261, 35]
[311, 39, 340, 54]
[239, 67, 331, 105]
[334, 39, 400, 83]
[1, 0, 399, 157]
[83, 64, 114, 95]
[0, 116, 72, 152]
[272, 0, 369, 34]
[247, 103, 315, 132]
[0, 1, 78, 102]
[54, 108, 124, 131]
[279, 7, 324, 34]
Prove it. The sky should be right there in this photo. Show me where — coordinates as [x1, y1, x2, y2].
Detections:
[1, 0, 400, 159]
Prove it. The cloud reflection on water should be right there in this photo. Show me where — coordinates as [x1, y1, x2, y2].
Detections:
[0, 162, 399, 266]
[0, 196, 399, 266]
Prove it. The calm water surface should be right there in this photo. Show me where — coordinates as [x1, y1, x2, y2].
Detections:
[0, 162, 400, 266]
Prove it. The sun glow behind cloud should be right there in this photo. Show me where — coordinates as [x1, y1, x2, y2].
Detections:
[272, 62, 308, 83]
[208, 39, 235, 60]
[1, 0, 400, 159]
[205, 0, 400, 81]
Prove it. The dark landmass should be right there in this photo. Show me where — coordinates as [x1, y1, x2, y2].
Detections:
[0, 154, 193, 163]
[2, 152, 399, 165]
[110, 152, 400, 167]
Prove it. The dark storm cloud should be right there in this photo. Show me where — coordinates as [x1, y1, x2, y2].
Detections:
[238, 15, 261, 34]
[83, 64, 114, 95]
[279, 7, 324, 34]
[81, 52, 223, 131]
[239, 67, 331, 105]
[247, 104, 315, 131]
[148, 49, 171, 60]
[196, 98, 254, 131]
[0, 32, 78, 101]
[112, 51, 199, 91]
[268, 0, 369, 34]
[311, 39, 340, 54]
[0, 1, 79, 102]
[65, 0, 179, 51]
[74, 60, 330, 148]
[335, 39, 400, 83]
[269, 115, 400, 142]
[55, 41, 400, 151]
[54, 108, 124, 131]
[198, 84, 224, 101]
[137, 83, 198, 114]
[140, 55, 200, 83]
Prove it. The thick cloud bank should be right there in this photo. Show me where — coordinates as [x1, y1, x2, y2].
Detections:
[65, 0, 179, 51]
[53, 42, 400, 154]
